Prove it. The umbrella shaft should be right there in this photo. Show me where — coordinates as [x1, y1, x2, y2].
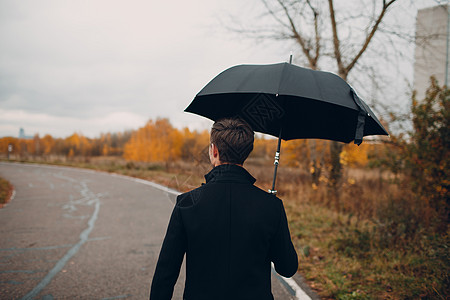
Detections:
[269, 133, 283, 194]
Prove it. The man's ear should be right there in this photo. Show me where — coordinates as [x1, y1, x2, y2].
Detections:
[211, 143, 219, 158]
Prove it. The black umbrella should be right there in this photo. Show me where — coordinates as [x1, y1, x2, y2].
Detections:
[185, 62, 388, 193]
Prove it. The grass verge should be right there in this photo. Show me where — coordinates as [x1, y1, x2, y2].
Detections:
[0, 176, 13, 206]
[285, 198, 449, 299]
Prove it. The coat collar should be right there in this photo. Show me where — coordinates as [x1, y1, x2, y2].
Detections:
[204, 164, 256, 185]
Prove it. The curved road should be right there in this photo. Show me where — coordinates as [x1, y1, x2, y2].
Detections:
[0, 163, 314, 299]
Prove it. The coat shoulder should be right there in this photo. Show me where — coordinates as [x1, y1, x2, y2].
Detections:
[251, 184, 283, 204]
[176, 185, 206, 208]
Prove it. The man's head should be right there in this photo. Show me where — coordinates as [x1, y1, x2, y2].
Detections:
[209, 117, 254, 166]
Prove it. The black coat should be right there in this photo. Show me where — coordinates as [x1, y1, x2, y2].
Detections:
[150, 164, 298, 300]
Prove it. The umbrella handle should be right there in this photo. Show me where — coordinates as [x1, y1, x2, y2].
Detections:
[268, 150, 280, 194]
[268, 130, 283, 195]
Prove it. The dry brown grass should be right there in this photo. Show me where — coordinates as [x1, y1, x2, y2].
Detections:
[0, 176, 13, 207]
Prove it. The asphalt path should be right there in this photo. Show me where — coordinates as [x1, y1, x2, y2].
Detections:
[0, 163, 315, 299]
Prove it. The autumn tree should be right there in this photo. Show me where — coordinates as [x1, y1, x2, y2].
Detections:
[123, 118, 183, 163]
[41, 135, 55, 155]
[406, 79, 448, 229]
[64, 133, 93, 157]
[0, 137, 19, 158]
[376, 78, 449, 230]
[90, 131, 132, 156]
[340, 142, 372, 168]
[179, 127, 210, 163]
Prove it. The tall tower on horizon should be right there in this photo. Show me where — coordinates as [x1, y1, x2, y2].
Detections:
[18, 128, 33, 139]
[414, 4, 449, 99]
[19, 128, 26, 139]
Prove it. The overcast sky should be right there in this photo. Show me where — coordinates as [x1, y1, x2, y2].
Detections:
[0, 0, 439, 138]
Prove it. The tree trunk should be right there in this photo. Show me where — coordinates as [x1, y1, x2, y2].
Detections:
[329, 140, 343, 210]
[309, 140, 322, 187]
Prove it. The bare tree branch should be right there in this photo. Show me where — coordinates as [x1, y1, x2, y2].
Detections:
[275, 0, 318, 68]
[328, 0, 345, 76]
[306, 0, 321, 67]
[261, 0, 291, 32]
[344, 0, 398, 77]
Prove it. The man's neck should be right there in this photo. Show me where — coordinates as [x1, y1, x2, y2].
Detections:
[214, 162, 243, 167]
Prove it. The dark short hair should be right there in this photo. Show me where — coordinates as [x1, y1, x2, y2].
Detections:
[210, 117, 254, 165]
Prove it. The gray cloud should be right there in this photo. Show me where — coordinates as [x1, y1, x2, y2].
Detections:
[0, 0, 287, 138]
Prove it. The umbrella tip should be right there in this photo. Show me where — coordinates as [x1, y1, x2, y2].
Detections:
[289, 51, 293, 64]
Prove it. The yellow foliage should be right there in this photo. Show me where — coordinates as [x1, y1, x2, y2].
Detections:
[102, 144, 109, 156]
[41, 135, 55, 155]
[123, 118, 185, 163]
[68, 148, 74, 158]
[0, 137, 19, 154]
[341, 143, 373, 167]
[179, 127, 210, 161]
[65, 133, 92, 156]
[283, 139, 309, 167]
[282, 139, 330, 169]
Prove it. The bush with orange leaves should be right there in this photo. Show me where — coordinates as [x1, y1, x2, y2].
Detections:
[123, 118, 210, 164]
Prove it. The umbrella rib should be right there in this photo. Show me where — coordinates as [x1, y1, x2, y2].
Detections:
[310, 71, 326, 102]
[276, 63, 289, 95]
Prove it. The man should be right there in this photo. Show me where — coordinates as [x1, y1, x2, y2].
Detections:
[150, 117, 298, 300]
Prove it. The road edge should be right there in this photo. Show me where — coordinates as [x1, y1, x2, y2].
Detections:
[0, 175, 15, 209]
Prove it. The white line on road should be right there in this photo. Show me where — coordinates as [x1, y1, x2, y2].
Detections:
[283, 276, 312, 300]
[109, 173, 179, 198]
[21, 181, 101, 300]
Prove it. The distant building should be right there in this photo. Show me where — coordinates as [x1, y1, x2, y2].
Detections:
[414, 4, 449, 99]
[18, 128, 34, 139]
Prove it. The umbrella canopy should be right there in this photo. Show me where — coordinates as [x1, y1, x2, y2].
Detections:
[185, 62, 388, 144]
